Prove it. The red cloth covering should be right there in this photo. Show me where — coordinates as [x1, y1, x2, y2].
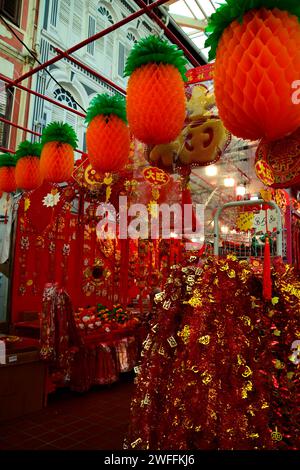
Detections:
[125, 255, 300, 450]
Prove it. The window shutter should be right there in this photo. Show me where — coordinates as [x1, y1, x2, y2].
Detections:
[50, 0, 58, 27]
[72, 0, 82, 39]
[87, 16, 96, 55]
[118, 43, 125, 77]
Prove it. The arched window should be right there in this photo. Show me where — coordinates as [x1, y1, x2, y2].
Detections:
[118, 29, 138, 78]
[95, 3, 115, 75]
[51, 87, 82, 154]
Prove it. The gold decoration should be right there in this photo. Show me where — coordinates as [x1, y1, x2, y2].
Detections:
[201, 370, 212, 385]
[158, 345, 165, 356]
[163, 299, 171, 310]
[242, 366, 253, 378]
[228, 269, 236, 279]
[275, 359, 285, 369]
[154, 292, 165, 304]
[261, 402, 269, 409]
[151, 323, 159, 332]
[177, 325, 190, 345]
[242, 381, 253, 399]
[249, 433, 259, 439]
[191, 366, 199, 374]
[198, 335, 210, 345]
[131, 438, 142, 448]
[186, 289, 202, 308]
[273, 330, 281, 337]
[271, 297, 279, 305]
[24, 197, 31, 212]
[271, 427, 282, 442]
[167, 336, 177, 348]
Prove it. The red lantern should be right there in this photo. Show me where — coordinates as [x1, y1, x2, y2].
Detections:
[15, 140, 42, 190]
[40, 122, 78, 183]
[86, 94, 130, 173]
[0, 153, 16, 193]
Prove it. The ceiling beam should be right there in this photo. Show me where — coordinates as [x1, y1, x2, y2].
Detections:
[171, 13, 207, 30]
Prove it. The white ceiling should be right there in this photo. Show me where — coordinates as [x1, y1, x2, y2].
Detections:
[166, 0, 226, 62]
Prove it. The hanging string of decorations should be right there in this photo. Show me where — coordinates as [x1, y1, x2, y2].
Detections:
[86, 93, 130, 173]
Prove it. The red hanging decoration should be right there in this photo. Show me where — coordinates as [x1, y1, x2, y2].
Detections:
[263, 236, 272, 301]
[0, 153, 17, 193]
[15, 140, 43, 191]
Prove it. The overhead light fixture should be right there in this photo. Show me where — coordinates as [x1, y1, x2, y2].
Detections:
[224, 177, 235, 187]
[205, 165, 218, 177]
[236, 184, 247, 197]
[221, 225, 229, 234]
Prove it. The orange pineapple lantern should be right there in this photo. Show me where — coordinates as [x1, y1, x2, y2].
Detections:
[86, 93, 130, 173]
[0, 153, 17, 193]
[40, 122, 78, 183]
[205, 0, 300, 141]
[15, 140, 43, 191]
[124, 35, 187, 145]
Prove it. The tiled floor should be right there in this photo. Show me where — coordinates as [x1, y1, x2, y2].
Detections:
[0, 373, 135, 450]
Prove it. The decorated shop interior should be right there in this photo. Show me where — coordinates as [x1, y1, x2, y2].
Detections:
[0, 0, 300, 452]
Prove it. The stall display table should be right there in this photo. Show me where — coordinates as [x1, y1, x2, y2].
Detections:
[0, 336, 46, 422]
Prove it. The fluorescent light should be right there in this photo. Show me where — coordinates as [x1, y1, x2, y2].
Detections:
[221, 225, 229, 234]
[250, 195, 259, 201]
[224, 177, 235, 187]
[205, 165, 218, 177]
[236, 185, 246, 196]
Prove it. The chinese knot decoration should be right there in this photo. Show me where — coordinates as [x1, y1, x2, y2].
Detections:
[205, 0, 300, 141]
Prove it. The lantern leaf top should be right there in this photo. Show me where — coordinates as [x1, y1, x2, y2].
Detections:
[124, 35, 188, 81]
[0, 153, 16, 167]
[205, 0, 300, 61]
[85, 93, 127, 124]
[16, 140, 41, 160]
[41, 122, 78, 149]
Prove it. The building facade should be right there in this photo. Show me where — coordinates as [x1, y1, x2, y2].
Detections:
[0, 0, 39, 150]
[29, 0, 160, 153]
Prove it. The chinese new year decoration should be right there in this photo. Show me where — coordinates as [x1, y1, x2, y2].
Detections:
[40, 122, 78, 183]
[205, 0, 300, 141]
[125, 255, 300, 450]
[124, 35, 187, 145]
[255, 127, 300, 188]
[149, 84, 230, 170]
[15, 140, 42, 191]
[86, 93, 130, 173]
[0, 152, 17, 193]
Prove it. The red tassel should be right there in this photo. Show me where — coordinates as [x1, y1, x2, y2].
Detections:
[263, 236, 272, 301]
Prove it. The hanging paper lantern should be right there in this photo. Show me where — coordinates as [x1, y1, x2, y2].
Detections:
[124, 35, 187, 145]
[255, 126, 300, 188]
[205, 1, 300, 141]
[0, 153, 17, 193]
[40, 122, 78, 183]
[86, 94, 130, 173]
[15, 140, 42, 190]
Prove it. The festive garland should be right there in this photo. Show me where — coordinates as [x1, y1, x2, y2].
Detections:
[41, 122, 78, 149]
[0, 152, 16, 167]
[85, 93, 127, 124]
[16, 140, 41, 160]
[123, 35, 188, 81]
[205, 0, 300, 60]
